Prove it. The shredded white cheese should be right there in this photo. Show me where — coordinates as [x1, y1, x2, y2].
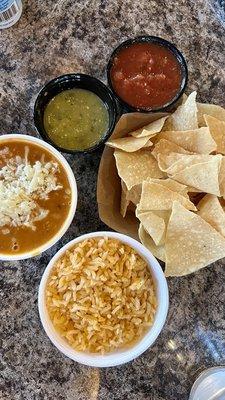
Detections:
[0, 151, 62, 231]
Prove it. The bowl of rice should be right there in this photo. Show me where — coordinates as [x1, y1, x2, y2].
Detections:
[38, 231, 169, 367]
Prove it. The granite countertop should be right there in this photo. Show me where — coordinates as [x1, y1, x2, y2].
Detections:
[1, 0, 225, 399]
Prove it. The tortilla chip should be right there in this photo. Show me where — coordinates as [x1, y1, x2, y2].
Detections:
[114, 149, 165, 190]
[198, 194, 225, 238]
[165, 92, 198, 131]
[204, 114, 225, 154]
[157, 127, 216, 154]
[137, 209, 170, 244]
[138, 181, 196, 211]
[106, 136, 153, 152]
[138, 224, 166, 262]
[171, 156, 222, 196]
[219, 157, 225, 198]
[141, 129, 157, 138]
[182, 93, 187, 103]
[143, 140, 154, 148]
[152, 139, 191, 160]
[120, 180, 129, 217]
[130, 116, 168, 138]
[187, 187, 202, 193]
[146, 178, 188, 198]
[158, 153, 213, 174]
[136, 210, 166, 245]
[165, 201, 225, 276]
[197, 102, 225, 126]
[122, 177, 183, 210]
[126, 184, 142, 205]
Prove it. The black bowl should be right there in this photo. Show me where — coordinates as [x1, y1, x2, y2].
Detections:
[107, 36, 188, 113]
[34, 73, 118, 154]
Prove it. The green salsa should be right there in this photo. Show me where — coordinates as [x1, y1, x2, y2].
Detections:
[43, 89, 109, 151]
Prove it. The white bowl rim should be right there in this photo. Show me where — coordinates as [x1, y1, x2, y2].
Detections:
[38, 231, 169, 367]
[189, 366, 225, 399]
[0, 134, 77, 261]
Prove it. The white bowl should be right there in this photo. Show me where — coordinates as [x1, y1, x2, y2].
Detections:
[38, 231, 169, 367]
[0, 134, 77, 261]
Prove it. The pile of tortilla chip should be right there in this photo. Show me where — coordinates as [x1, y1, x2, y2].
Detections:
[106, 92, 225, 277]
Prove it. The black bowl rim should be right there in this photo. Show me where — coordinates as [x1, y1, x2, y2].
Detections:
[33, 73, 118, 154]
[107, 35, 188, 113]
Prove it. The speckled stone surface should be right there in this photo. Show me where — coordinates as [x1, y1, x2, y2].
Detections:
[1, 0, 225, 399]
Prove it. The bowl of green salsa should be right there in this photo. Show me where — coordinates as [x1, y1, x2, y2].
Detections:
[34, 74, 118, 153]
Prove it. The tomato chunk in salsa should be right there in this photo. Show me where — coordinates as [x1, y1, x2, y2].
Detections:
[110, 42, 182, 110]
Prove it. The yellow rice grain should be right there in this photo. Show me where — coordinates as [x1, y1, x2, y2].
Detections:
[45, 237, 157, 354]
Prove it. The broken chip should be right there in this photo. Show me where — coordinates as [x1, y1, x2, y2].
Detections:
[197, 102, 225, 127]
[145, 178, 189, 198]
[204, 114, 225, 154]
[164, 91, 198, 131]
[156, 127, 216, 154]
[106, 135, 153, 152]
[136, 209, 169, 245]
[165, 201, 225, 277]
[157, 153, 213, 174]
[130, 116, 168, 138]
[120, 180, 129, 218]
[219, 157, 225, 198]
[126, 183, 142, 205]
[171, 156, 222, 196]
[114, 149, 165, 190]
[152, 139, 191, 160]
[138, 181, 196, 211]
[138, 224, 166, 262]
[197, 194, 225, 238]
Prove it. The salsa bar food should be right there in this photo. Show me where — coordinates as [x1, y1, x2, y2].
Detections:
[45, 236, 157, 354]
[109, 41, 183, 110]
[0, 139, 71, 255]
[98, 91, 225, 277]
[44, 88, 109, 151]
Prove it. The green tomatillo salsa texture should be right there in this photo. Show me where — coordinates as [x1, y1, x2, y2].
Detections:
[44, 88, 109, 151]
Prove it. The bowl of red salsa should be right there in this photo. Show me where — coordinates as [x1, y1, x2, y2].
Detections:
[107, 36, 188, 113]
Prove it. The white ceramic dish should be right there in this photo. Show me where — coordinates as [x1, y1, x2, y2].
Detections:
[189, 366, 225, 400]
[0, 134, 77, 261]
[38, 231, 169, 367]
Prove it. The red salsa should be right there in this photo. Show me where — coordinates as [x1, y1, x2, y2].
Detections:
[110, 42, 182, 110]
